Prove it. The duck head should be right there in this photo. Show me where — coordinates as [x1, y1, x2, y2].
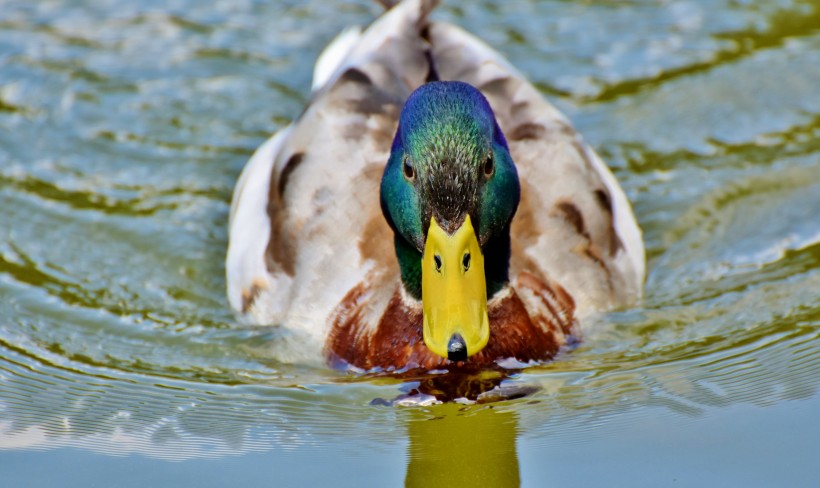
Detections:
[380, 81, 520, 362]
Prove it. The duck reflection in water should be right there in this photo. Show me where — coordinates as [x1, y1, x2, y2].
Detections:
[405, 403, 521, 487]
[369, 365, 532, 485]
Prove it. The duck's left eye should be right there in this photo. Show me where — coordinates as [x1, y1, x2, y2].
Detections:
[483, 153, 494, 177]
[403, 157, 415, 181]
[462, 252, 471, 272]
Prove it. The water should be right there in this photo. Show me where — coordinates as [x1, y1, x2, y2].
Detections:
[1, 0, 819, 485]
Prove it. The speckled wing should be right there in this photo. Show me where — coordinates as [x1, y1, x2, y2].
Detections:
[427, 22, 645, 315]
[226, 0, 436, 362]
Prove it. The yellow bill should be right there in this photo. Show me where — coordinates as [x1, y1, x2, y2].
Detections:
[422, 215, 490, 361]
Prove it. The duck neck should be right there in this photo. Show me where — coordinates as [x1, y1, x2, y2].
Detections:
[483, 224, 512, 298]
[394, 225, 511, 301]
[395, 235, 423, 300]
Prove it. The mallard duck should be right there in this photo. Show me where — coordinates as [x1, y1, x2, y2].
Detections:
[226, 0, 644, 371]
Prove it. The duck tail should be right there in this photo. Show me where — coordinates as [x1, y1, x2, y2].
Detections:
[375, 0, 439, 16]
[312, 0, 440, 92]
[373, 0, 440, 83]
[374, 0, 400, 8]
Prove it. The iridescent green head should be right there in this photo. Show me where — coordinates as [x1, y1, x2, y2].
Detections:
[380, 81, 520, 361]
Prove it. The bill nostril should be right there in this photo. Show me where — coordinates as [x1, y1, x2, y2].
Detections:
[447, 333, 467, 362]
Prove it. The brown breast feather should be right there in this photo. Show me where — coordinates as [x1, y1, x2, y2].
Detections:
[325, 271, 575, 371]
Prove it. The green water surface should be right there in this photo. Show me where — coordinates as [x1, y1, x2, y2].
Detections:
[1, 0, 819, 486]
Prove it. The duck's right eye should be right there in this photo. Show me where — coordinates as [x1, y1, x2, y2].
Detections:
[483, 153, 494, 178]
[403, 158, 415, 181]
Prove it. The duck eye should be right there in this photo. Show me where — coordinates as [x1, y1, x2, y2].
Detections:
[403, 157, 415, 181]
[462, 252, 471, 272]
[483, 154, 494, 177]
[434, 254, 442, 273]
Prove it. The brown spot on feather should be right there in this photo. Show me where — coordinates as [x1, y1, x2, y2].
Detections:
[568, 142, 623, 255]
[331, 68, 402, 116]
[479, 77, 515, 99]
[277, 152, 304, 198]
[595, 188, 612, 214]
[555, 201, 588, 238]
[240, 278, 268, 314]
[266, 152, 296, 276]
[337, 67, 372, 86]
[594, 187, 624, 256]
[510, 181, 540, 248]
[509, 180, 545, 280]
[359, 215, 395, 268]
[508, 122, 546, 141]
